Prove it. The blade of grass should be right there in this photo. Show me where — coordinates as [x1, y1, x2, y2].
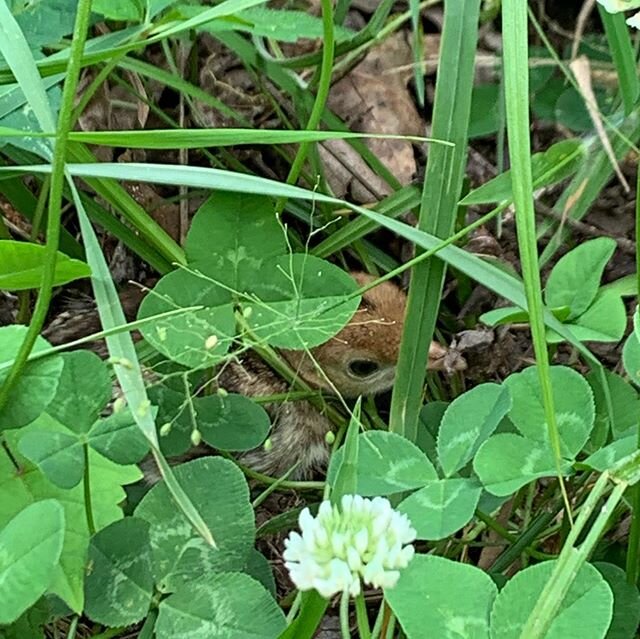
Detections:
[0, 0, 91, 413]
[6, 159, 605, 365]
[389, 0, 481, 441]
[67, 178, 215, 547]
[598, 5, 640, 115]
[502, 0, 571, 520]
[626, 163, 640, 586]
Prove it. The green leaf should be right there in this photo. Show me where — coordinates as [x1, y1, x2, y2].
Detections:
[135, 457, 254, 592]
[91, 0, 143, 20]
[545, 238, 616, 319]
[623, 331, 640, 386]
[9, 0, 78, 49]
[327, 431, 438, 496]
[179, 4, 355, 42]
[84, 518, 154, 627]
[330, 398, 361, 502]
[138, 269, 235, 369]
[245, 254, 360, 349]
[150, 383, 269, 455]
[156, 572, 286, 639]
[474, 433, 572, 497]
[1, 425, 141, 612]
[18, 428, 84, 489]
[385, 555, 497, 639]
[398, 478, 482, 540]
[489, 561, 612, 639]
[0, 326, 63, 431]
[0, 500, 64, 625]
[587, 370, 639, 441]
[46, 351, 112, 434]
[594, 562, 640, 639]
[197, 394, 270, 452]
[88, 409, 150, 464]
[437, 383, 511, 477]
[460, 139, 586, 205]
[244, 549, 276, 598]
[583, 436, 637, 472]
[0, 240, 90, 291]
[185, 192, 286, 291]
[505, 366, 594, 458]
[548, 290, 626, 344]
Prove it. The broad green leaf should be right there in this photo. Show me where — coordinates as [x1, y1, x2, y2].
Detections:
[398, 478, 482, 540]
[196, 394, 270, 451]
[505, 366, 594, 458]
[489, 561, 612, 639]
[623, 332, 640, 386]
[138, 269, 235, 369]
[244, 549, 276, 598]
[88, 409, 150, 464]
[46, 351, 111, 434]
[544, 238, 616, 319]
[18, 429, 84, 489]
[0, 500, 64, 625]
[245, 254, 360, 349]
[386, 555, 496, 639]
[150, 383, 269, 455]
[156, 572, 286, 639]
[587, 370, 639, 441]
[91, 0, 143, 20]
[548, 290, 626, 344]
[594, 562, 640, 639]
[437, 383, 511, 477]
[481, 305, 571, 327]
[460, 139, 586, 206]
[135, 457, 254, 592]
[185, 192, 286, 291]
[583, 436, 637, 472]
[84, 518, 154, 627]
[327, 431, 438, 496]
[0, 598, 50, 639]
[0, 326, 63, 430]
[417, 401, 448, 468]
[0, 240, 90, 291]
[473, 433, 572, 497]
[1, 425, 141, 612]
[10, 0, 77, 49]
[179, 4, 355, 42]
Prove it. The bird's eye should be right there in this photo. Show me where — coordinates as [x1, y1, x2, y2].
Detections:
[348, 359, 380, 378]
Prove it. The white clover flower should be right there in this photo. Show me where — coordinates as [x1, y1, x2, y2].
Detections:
[283, 495, 416, 598]
[627, 11, 640, 27]
[597, 0, 640, 13]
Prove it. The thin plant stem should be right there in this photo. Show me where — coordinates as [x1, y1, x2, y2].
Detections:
[625, 163, 640, 586]
[0, 0, 93, 412]
[355, 592, 371, 639]
[83, 443, 96, 535]
[370, 600, 386, 639]
[340, 591, 351, 639]
[65, 615, 79, 639]
[275, 0, 335, 213]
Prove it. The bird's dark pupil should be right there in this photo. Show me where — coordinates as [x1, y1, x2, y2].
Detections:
[348, 359, 380, 377]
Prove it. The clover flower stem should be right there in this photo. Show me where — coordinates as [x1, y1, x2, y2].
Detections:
[370, 600, 386, 639]
[286, 592, 302, 623]
[340, 590, 351, 639]
[355, 592, 371, 639]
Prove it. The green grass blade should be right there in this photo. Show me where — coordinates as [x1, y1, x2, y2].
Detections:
[598, 5, 640, 115]
[389, 0, 481, 441]
[502, 0, 569, 515]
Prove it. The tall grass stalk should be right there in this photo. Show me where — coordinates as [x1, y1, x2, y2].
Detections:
[501, 0, 572, 520]
[389, 0, 481, 441]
